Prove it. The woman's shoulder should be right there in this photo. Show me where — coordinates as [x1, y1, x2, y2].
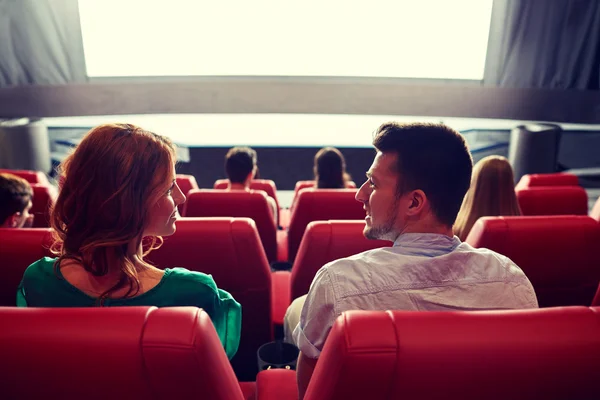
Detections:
[163, 267, 219, 292]
[22, 257, 57, 279]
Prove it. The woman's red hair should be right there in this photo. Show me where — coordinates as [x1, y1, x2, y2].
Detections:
[50, 123, 175, 302]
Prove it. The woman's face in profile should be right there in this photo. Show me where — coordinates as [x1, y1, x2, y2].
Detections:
[144, 166, 186, 237]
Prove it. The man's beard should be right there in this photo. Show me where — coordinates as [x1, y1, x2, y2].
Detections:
[363, 200, 400, 241]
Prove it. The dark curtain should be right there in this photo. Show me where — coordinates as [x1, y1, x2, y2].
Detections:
[484, 0, 600, 89]
[0, 0, 87, 87]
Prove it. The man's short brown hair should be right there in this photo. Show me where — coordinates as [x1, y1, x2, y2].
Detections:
[0, 173, 33, 225]
[225, 147, 257, 183]
[373, 122, 473, 227]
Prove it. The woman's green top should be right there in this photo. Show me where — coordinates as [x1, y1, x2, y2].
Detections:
[17, 257, 241, 359]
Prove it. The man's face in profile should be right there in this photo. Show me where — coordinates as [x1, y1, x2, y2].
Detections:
[355, 152, 403, 241]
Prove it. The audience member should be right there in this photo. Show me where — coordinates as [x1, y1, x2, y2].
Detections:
[454, 155, 521, 241]
[17, 123, 241, 359]
[224, 146, 278, 222]
[290, 122, 538, 398]
[0, 172, 33, 228]
[313, 147, 351, 188]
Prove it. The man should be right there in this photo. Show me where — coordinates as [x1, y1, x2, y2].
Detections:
[224, 146, 278, 221]
[0, 173, 34, 228]
[291, 122, 538, 398]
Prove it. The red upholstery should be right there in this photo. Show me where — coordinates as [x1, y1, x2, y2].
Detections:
[0, 307, 253, 400]
[183, 189, 279, 263]
[215, 178, 281, 216]
[287, 189, 364, 261]
[256, 369, 298, 400]
[145, 217, 272, 380]
[0, 168, 49, 185]
[591, 196, 600, 222]
[515, 172, 579, 190]
[466, 216, 600, 307]
[176, 174, 199, 214]
[291, 220, 392, 300]
[516, 186, 588, 216]
[0, 228, 54, 306]
[30, 184, 56, 228]
[291, 180, 357, 210]
[298, 307, 600, 400]
[271, 270, 291, 326]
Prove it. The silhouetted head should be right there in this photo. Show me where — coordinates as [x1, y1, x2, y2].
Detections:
[0, 173, 33, 228]
[313, 147, 351, 189]
[454, 155, 521, 241]
[225, 146, 257, 185]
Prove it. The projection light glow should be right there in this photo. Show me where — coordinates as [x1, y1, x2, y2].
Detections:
[78, 0, 493, 80]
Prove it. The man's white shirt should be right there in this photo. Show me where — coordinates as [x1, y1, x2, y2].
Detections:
[293, 233, 538, 359]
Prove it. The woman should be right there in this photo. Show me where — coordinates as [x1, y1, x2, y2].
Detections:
[17, 123, 240, 359]
[313, 147, 351, 189]
[454, 155, 521, 241]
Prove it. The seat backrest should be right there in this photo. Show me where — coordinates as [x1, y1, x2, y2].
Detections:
[214, 178, 280, 211]
[0, 307, 245, 400]
[291, 180, 357, 209]
[288, 189, 364, 261]
[176, 174, 199, 214]
[466, 216, 600, 307]
[183, 189, 277, 262]
[291, 220, 391, 300]
[516, 186, 588, 216]
[591, 196, 600, 222]
[0, 169, 49, 185]
[307, 307, 600, 400]
[0, 228, 54, 306]
[30, 184, 56, 227]
[145, 217, 272, 380]
[515, 172, 579, 190]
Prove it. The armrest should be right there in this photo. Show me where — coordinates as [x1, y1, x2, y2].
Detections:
[256, 369, 297, 400]
[276, 230, 289, 262]
[271, 271, 291, 326]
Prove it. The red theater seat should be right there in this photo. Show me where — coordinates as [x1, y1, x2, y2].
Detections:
[515, 172, 579, 190]
[0, 169, 49, 185]
[290, 180, 357, 210]
[287, 189, 364, 261]
[176, 174, 198, 214]
[0, 228, 54, 306]
[145, 217, 272, 380]
[257, 307, 600, 399]
[291, 220, 392, 300]
[516, 186, 588, 215]
[30, 184, 56, 228]
[0, 307, 255, 400]
[183, 189, 282, 263]
[466, 216, 600, 307]
[215, 179, 281, 221]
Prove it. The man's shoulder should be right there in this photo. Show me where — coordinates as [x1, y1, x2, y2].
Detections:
[454, 242, 528, 280]
[321, 246, 392, 271]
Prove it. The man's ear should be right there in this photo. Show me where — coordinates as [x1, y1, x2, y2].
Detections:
[7, 212, 21, 228]
[406, 190, 427, 216]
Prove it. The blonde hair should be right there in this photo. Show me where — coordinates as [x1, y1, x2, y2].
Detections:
[50, 123, 175, 302]
[454, 156, 521, 241]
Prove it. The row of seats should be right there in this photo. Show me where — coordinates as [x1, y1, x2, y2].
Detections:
[3, 215, 600, 378]
[1, 305, 598, 399]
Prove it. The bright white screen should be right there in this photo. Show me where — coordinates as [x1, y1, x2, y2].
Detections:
[79, 0, 493, 79]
